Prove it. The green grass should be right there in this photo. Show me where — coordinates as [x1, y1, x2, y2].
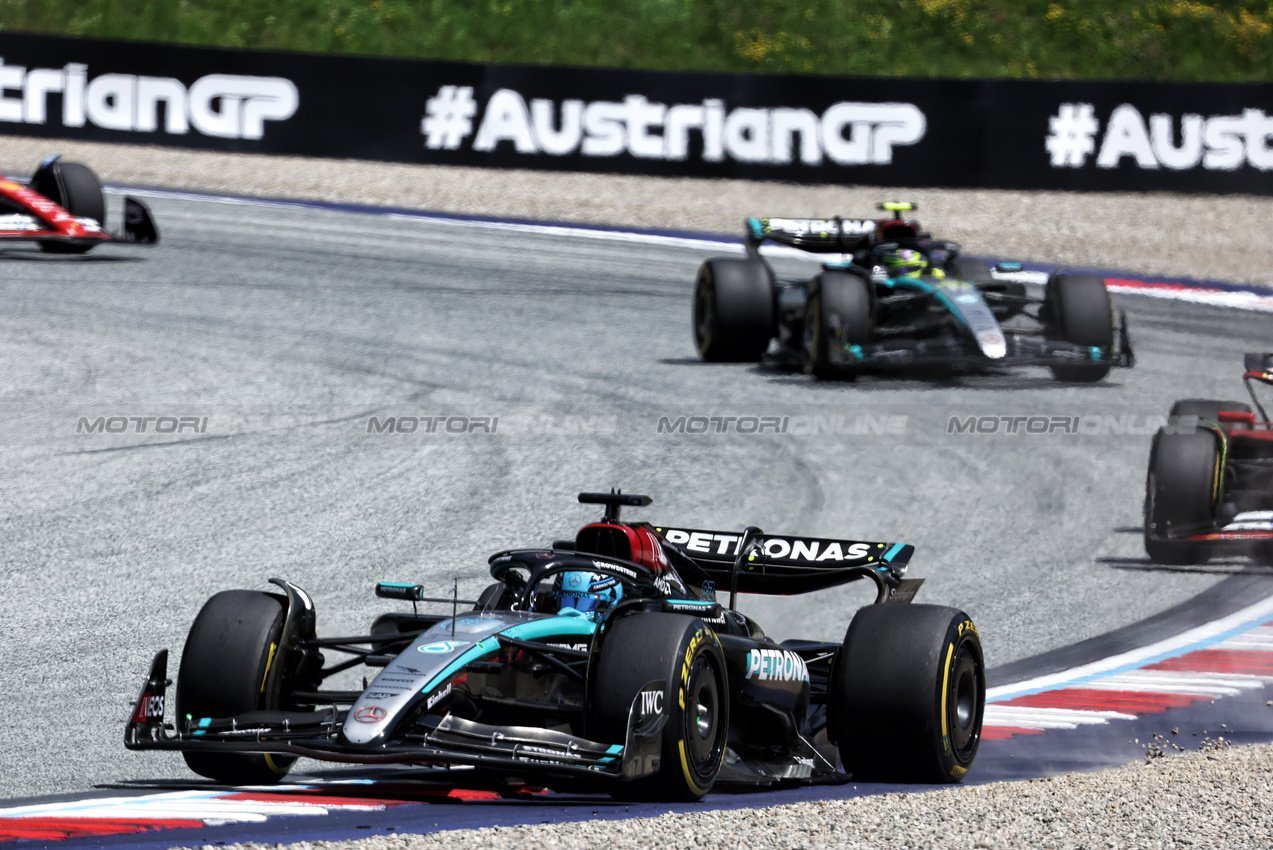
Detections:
[2, 0, 1272, 81]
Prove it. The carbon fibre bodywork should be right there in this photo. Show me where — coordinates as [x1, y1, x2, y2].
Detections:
[696, 208, 1133, 377]
[125, 493, 975, 796]
[1144, 354, 1273, 559]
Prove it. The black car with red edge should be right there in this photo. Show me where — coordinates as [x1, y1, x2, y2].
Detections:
[1145, 353, 1273, 564]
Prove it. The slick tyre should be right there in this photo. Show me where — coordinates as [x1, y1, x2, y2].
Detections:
[176, 590, 296, 785]
[693, 258, 774, 362]
[802, 271, 873, 380]
[829, 604, 984, 783]
[1144, 428, 1223, 565]
[32, 160, 106, 254]
[591, 614, 728, 801]
[1046, 272, 1115, 382]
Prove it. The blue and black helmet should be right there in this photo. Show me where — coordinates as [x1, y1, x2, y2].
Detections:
[552, 571, 623, 621]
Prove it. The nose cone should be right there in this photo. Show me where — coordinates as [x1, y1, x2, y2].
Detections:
[976, 330, 1006, 359]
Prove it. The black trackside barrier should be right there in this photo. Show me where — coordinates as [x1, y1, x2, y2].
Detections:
[4, 31, 1273, 194]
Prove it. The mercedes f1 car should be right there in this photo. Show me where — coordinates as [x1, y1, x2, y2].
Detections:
[693, 203, 1133, 382]
[126, 491, 985, 801]
[1144, 353, 1273, 565]
[0, 155, 157, 253]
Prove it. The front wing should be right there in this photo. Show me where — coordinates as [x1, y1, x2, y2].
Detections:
[826, 314, 1134, 372]
[125, 651, 661, 783]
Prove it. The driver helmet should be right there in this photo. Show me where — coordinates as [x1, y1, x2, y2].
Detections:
[882, 248, 927, 278]
[552, 571, 623, 622]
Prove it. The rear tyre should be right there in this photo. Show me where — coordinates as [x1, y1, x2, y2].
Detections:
[802, 271, 873, 380]
[1046, 273, 1114, 382]
[829, 604, 984, 783]
[32, 160, 106, 254]
[591, 614, 728, 801]
[693, 258, 773, 362]
[176, 590, 296, 785]
[1144, 428, 1222, 565]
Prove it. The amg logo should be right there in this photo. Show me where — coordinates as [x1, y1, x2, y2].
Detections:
[0, 59, 297, 139]
[640, 689, 664, 716]
[745, 649, 809, 683]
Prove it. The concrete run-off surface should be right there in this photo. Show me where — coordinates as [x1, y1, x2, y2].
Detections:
[2, 135, 1273, 289]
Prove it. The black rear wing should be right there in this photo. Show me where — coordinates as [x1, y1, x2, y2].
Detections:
[653, 525, 914, 597]
[744, 216, 877, 255]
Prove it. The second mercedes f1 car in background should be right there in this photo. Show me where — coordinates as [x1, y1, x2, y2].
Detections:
[126, 491, 985, 801]
[693, 203, 1133, 382]
[0, 155, 157, 253]
[1144, 353, 1273, 564]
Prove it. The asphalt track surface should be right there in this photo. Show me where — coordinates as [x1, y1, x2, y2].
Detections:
[1, 191, 1271, 804]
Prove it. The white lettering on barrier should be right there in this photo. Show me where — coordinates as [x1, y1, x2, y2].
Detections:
[446, 87, 926, 166]
[1048, 101, 1273, 173]
[0, 57, 297, 140]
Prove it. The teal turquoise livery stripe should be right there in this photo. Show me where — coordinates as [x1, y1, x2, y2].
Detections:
[421, 618, 597, 695]
[883, 543, 905, 562]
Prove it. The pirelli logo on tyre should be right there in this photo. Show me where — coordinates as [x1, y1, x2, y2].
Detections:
[680, 627, 710, 699]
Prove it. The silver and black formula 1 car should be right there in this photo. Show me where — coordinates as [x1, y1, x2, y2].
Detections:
[126, 492, 985, 801]
[1144, 353, 1273, 565]
[693, 203, 1132, 382]
[0, 155, 157, 253]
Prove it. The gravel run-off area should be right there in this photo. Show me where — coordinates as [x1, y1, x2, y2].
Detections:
[3, 135, 1273, 289]
[3, 132, 1272, 847]
[167, 742, 1272, 850]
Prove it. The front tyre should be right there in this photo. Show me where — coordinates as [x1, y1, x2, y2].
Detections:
[1144, 428, 1223, 565]
[693, 258, 773, 362]
[829, 604, 984, 783]
[590, 614, 728, 801]
[32, 160, 106, 255]
[802, 271, 873, 380]
[1046, 272, 1115, 382]
[176, 590, 296, 785]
